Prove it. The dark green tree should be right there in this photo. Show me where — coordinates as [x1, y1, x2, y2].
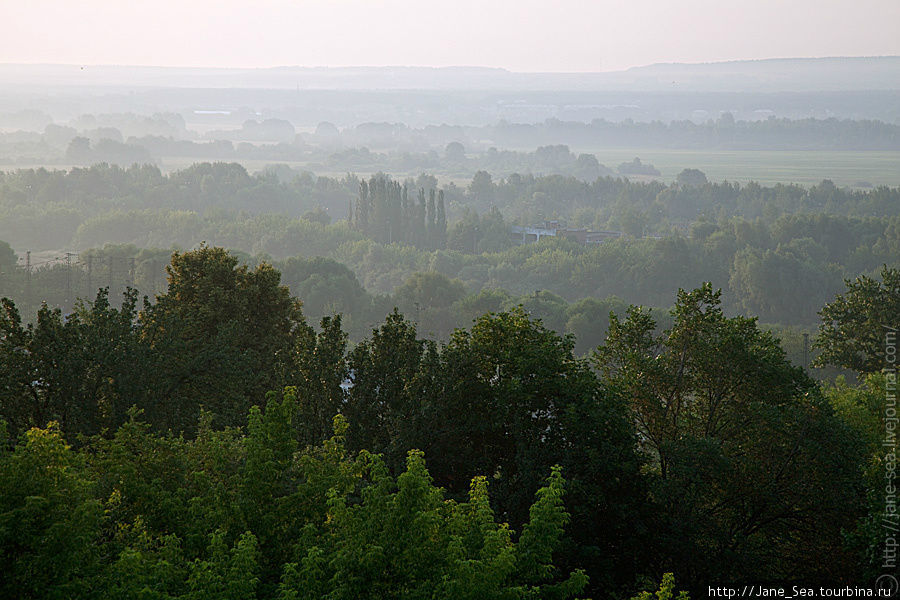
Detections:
[594, 284, 864, 587]
[290, 315, 349, 447]
[814, 265, 900, 374]
[0, 288, 144, 437]
[344, 310, 434, 471]
[430, 308, 646, 595]
[139, 245, 305, 431]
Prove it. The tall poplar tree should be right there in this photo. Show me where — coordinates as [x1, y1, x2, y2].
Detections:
[436, 190, 447, 249]
[426, 189, 436, 248]
[356, 179, 369, 233]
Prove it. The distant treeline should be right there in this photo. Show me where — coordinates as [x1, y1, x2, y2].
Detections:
[1, 164, 899, 331]
[478, 114, 900, 150]
[2, 114, 899, 168]
[3, 162, 900, 253]
[3, 207, 898, 356]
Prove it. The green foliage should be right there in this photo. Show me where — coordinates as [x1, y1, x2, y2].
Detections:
[0, 397, 585, 599]
[594, 284, 865, 583]
[676, 168, 707, 187]
[0, 239, 15, 271]
[289, 316, 349, 447]
[345, 306, 646, 595]
[351, 174, 447, 249]
[0, 245, 318, 437]
[276, 256, 370, 326]
[0, 241, 883, 596]
[394, 271, 466, 311]
[815, 265, 900, 373]
[729, 245, 842, 323]
[185, 530, 260, 600]
[563, 296, 629, 355]
[344, 310, 433, 471]
[630, 573, 688, 600]
[4, 168, 900, 336]
[277, 449, 585, 600]
[448, 206, 512, 254]
[827, 373, 896, 578]
[140, 245, 306, 430]
[0, 288, 144, 436]
[0, 423, 102, 598]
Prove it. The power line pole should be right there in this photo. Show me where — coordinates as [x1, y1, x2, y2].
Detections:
[158, 258, 167, 294]
[802, 332, 810, 370]
[25, 251, 31, 304]
[64, 252, 75, 310]
[86, 255, 93, 298]
[108, 256, 113, 291]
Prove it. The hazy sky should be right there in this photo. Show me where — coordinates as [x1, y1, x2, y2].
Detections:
[3, 0, 899, 72]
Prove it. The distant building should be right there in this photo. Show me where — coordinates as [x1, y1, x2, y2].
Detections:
[510, 221, 623, 245]
[510, 224, 559, 244]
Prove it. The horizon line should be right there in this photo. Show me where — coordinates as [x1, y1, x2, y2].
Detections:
[1, 55, 898, 75]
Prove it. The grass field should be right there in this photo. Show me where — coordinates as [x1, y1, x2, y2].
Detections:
[577, 148, 900, 188]
[158, 149, 900, 188]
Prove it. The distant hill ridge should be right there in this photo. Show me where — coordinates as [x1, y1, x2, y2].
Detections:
[0, 56, 897, 92]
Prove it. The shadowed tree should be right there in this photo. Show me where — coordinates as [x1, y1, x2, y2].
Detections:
[594, 284, 864, 588]
[814, 265, 900, 374]
[139, 245, 305, 431]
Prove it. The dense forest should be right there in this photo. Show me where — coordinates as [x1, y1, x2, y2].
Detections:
[1, 243, 897, 598]
[1, 163, 898, 350]
[1, 160, 898, 597]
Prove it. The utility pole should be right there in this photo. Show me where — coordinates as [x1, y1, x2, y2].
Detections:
[108, 256, 113, 291]
[86, 256, 93, 298]
[802, 332, 810, 370]
[63, 252, 78, 311]
[129, 257, 136, 289]
[25, 251, 31, 304]
[65, 252, 72, 310]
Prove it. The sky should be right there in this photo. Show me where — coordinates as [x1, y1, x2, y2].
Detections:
[2, 0, 899, 72]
